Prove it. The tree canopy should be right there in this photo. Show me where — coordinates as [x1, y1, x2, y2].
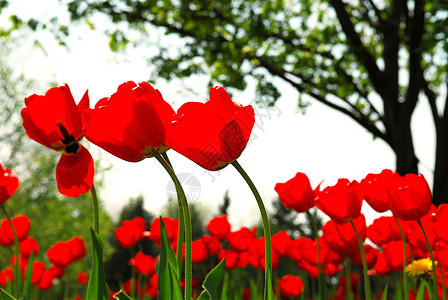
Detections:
[3, 0, 448, 203]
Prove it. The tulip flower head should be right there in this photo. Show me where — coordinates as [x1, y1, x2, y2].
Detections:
[387, 173, 432, 220]
[275, 172, 315, 213]
[360, 169, 398, 213]
[0, 164, 19, 204]
[315, 178, 363, 224]
[166, 86, 255, 171]
[82, 81, 175, 162]
[21, 85, 94, 197]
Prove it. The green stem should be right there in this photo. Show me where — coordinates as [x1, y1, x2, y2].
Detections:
[417, 219, 439, 300]
[344, 257, 354, 300]
[232, 160, 273, 299]
[90, 184, 100, 234]
[1, 205, 20, 296]
[154, 152, 192, 300]
[394, 215, 409, 300]
[162, 152, 185, 276]
[439, 265, 447, 300]
[306, 209, 325, 300]
[350, 220, 371, 300]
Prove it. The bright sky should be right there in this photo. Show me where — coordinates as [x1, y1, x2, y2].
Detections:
[1, 0, 437, 228]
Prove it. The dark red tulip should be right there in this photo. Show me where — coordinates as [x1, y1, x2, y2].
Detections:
[387, 173, 432, 220]
[115, 216, 146, 249]
[275, 172, 315, 213]
[360, 169, 398, 213]
[207, 215, 231, 240]
[129, 251, 157, 276]
[77, 271, 89, 284]
[82, 81, 174, 162]
[0, 164, 19, 204]
[278, 275, 303, 298]
[315, 178, 363, 224]
[22, 85, 94, 197]
[166, 86, 255, 171]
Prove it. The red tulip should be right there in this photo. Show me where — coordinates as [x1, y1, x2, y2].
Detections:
[48, 265, 65, 279]
[0, 164, 19, 204]
[367, 216, 402, 247]
[68, 236, 87, 262]
[383, 240, 411, 272]
[77, 271, 89, 284]
[351, 244, 379, 269]
[218, 250, 239, 269]
[115, 216, 146, 249]
[278, 275, 303, 298]
[315, 178, 363, 224]
[24, 261, 45, 285]
[201, 235, 222, 255]
[275, 172, 315, 213]
[360, 169, 398, 213]
[148, 216, 178, 250]
[1, 215, 31, 244]
[19, 237, 40, 258]
[129, 251, 157, 276]
[82, 81, 174, 162]
[387, 173, 432, 220]
[47, 240, 73, 268]
[21, 85, 94, 197]
[166, 86, 255, 171]
[227, 227, 256, 252]
[271, 231, 292, 258]
[183, 239, 208, 264]
[207, 215, 231, 240]
[37, 270, 54, 290]
[322, 214, 366, 256]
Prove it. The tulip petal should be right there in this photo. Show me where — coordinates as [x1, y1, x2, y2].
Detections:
[56, 146, 94, 197]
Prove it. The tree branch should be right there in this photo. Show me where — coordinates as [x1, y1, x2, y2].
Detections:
[330, 0, 391, 100]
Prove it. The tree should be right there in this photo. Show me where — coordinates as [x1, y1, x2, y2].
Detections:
[5, 0, 448, 203]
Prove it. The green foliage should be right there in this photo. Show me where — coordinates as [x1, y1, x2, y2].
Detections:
[198, 258, 226, 300]
[86, 229, 110, 300]
[218, 190, 230, 216]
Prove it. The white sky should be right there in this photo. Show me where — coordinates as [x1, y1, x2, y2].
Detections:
[1, 0, 438, 228]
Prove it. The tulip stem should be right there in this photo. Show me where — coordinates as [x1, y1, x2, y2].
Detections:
[393, 215, 409, 300]
[350, 220, 371, 300]
[306, 209, 325, 300]
[90, 184, 100, 234]
[162, 152, 185, 276]
[344, 257, 354, 300]
[232, 160, 273, 299]
[1, 205, 20, 296]
[417, 219, 439, 300]
[154, 152, 192, 300]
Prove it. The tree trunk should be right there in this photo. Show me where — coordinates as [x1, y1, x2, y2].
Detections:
[432, 127, 448, 206]
[389, 116, 419, 176]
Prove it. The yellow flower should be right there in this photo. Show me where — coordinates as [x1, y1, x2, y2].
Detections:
[405, 258, 435, 277]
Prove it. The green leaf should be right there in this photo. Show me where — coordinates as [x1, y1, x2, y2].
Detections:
[86, 228, 110, 300]
[22, 252, 34, 300]
[0, 289, 15, 300]
[416, 281, 429, 300]
[264, 265, 275, 300]
[200, 258, 226, 300]
[381, 284, 388, 300]
[198, 291, 211, 300]
[113, 290, 134, 300]
[168, 261, 183, 299]
[249, 278, 261, 300]
[157, 216, 179, 300]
